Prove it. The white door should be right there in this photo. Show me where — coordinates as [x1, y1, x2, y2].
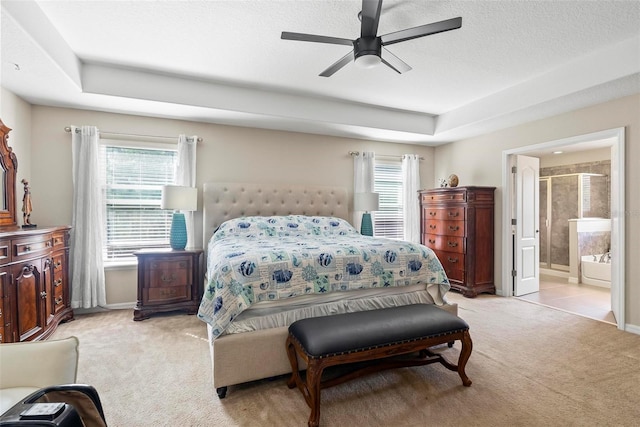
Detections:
[514, 155, 540, 296]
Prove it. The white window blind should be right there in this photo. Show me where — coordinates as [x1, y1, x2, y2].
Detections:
[374, 160, 404, 239]
[100, 144, 177, 260]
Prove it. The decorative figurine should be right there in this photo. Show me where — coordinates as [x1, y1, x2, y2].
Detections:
[21, 179, 36, 228]
[447, 174, 459, 187]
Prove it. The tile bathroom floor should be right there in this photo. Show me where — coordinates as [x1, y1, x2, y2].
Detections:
[518, 274, 616, 325]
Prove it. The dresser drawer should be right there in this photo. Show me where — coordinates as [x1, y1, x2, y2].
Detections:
[423, 234, 465, 254]
[53, 293, 66, 314]
[423, 219, 465, 237]
[147, 257, 192, 288]
[52, 232, 67, 249]
[0, 240, 10, 264]
[422, 207, 465, 221]
[434, 250, 465, 282]
[421, 191, 466, 203]
[13, 234, 53, 262]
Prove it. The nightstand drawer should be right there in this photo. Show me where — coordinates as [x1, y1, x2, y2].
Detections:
[144, 285, 191, 305]
[147, 257, 192, 288]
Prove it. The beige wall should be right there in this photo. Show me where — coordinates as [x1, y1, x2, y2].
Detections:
[27, 104, 437, 307]
[1, 87, 32, 214]
[539, 147, 611, 168]
[434, 93, 640, 328]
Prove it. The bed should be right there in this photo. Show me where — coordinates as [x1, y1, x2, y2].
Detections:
[198, 182, 457, 398]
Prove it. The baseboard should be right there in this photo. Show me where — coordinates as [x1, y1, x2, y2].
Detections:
[104, 302, 136, 310]
[624, 323, 640, 336]
[540, 268, 569, 278]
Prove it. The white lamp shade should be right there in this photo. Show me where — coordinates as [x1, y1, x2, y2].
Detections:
[161, 185, 197, 211]
[354, 192, 379, 212]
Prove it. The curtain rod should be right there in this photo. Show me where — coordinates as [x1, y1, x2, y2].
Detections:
[349, 151, 424, 160]
[64, 127, 202, 143]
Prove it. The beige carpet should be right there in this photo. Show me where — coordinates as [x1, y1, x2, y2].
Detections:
[51, 293, 640, 426]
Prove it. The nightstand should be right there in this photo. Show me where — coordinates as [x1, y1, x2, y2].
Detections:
[133, 248, 204, 321]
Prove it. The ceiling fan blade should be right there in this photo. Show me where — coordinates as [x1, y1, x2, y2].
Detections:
[380, 17, 462, 46]
[281, 32, 353, 46]
[381, 47, 412, 74]
[320, 50, 354, 77]
[360, 0, 383, 38]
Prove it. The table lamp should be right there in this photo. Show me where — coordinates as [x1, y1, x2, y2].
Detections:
[354, 192, 379, 236]
[161, 185, 198, 250]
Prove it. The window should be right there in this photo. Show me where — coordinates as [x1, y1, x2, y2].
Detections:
[101, 142, 177, 261]
[374, 159, 404, 239]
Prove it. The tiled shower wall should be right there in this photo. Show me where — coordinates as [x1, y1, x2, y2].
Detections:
[540, 160, 610, 268]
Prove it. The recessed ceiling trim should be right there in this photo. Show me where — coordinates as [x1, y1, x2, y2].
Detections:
[81, 63, 437, 136]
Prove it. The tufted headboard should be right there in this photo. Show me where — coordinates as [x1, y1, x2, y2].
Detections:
[202, 182, 349, 248]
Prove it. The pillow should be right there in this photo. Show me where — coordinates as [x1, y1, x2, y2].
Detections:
[213, 215, 357, 240]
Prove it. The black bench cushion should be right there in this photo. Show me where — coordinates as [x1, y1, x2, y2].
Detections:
[288, 304, 468, 358]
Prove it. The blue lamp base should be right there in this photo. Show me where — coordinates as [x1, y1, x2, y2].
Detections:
[360, 212, 373, 236]
[170, 212, 188, 250]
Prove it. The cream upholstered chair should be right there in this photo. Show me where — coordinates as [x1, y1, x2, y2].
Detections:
[0, 336, 79, 415]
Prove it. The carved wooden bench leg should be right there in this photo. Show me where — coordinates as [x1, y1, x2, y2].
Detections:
[457, 330, 473, 387]
[305, 362, 324, 427]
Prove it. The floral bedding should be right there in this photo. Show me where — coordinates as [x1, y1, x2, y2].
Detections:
[197, 215, 450, 338]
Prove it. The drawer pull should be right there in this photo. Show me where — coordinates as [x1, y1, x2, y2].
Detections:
[429, 211, 436, 216]
[447, 257, 458, 263]
[448, 225, 459, 231]
[40, 291, 47, 299]
[428, 239, 436, 244]
[54, 279, 63, 287]
[429, 224, 436, 230]
[46, 241, 52, 247]
[161, 273, 177, 283]
[448, 211, 459, 217]
[55, 297, 63, 305]
[448, 241, 458, 247]
[24, 246, 31, 252]
[54, 261, 62, 269]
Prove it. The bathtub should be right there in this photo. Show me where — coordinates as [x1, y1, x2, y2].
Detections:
[581, 254, 611, 288]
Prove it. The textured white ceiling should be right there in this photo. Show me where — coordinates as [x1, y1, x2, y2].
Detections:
[2, 0, 639, 144]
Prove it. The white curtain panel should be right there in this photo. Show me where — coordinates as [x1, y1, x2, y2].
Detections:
[402, 154, 421, 243]
[70, 126, 106, 309]
[353, 151, 375, 229]
[176, 135, 197, 248]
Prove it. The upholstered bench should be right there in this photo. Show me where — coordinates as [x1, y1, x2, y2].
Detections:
[285, 304, 472, 427]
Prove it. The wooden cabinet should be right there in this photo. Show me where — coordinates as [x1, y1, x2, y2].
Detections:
[0, 227, 73, 342]
[134, 248, 203, 321]
[420, 187, 495, 298]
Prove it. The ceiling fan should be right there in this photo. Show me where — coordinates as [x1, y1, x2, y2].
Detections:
[281, 0, 462, 77]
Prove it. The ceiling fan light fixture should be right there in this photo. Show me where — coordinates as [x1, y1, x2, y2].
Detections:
[355, 53, 381, 68]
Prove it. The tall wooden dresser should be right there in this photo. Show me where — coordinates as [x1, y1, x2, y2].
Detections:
[419, 186, 495, 298]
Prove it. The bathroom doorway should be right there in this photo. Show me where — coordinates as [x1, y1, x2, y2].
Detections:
[502, 128, 625, 330]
